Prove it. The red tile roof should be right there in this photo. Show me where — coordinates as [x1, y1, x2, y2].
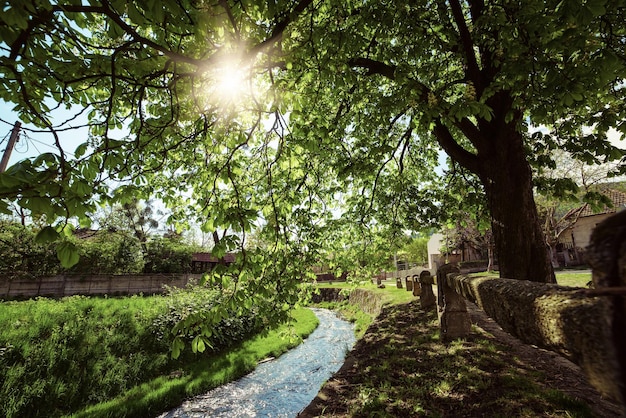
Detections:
[564, 187, 626, 219]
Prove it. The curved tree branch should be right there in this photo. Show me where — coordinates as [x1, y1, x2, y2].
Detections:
[348, 57, 396, 79]
[433, 119, 481, 175]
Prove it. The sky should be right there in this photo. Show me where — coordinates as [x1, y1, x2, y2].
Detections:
[0, 101, 88, 167]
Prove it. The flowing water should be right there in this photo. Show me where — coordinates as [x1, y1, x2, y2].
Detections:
[158, 308, 356, 417]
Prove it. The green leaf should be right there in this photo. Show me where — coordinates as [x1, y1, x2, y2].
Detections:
[171, 337, 184, 359]
[56, 241, 80, 268]
[74, 142, 89, 158]
[191, 335, 206, 353]
[35, 226, 60, 244]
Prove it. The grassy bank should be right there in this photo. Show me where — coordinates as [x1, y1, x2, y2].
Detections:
[0, 293, 318, 418]
[70, 307, 318, 418]
[313, 281, 415, 338]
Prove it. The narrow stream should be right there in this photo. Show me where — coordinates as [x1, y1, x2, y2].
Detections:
[158, 308, 356, 418]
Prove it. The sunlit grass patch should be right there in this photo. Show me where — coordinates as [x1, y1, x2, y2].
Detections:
[315, 301, 599, 418]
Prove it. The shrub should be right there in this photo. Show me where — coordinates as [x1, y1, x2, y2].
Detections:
[142, 237, 196, 274]
[151, 284, 263, 356]
[0, 221, 61, 279]
[0, 288, 261, 418]
[68, 231, 145, 275]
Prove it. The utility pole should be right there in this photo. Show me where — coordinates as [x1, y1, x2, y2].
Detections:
[0, 121, 22, 173]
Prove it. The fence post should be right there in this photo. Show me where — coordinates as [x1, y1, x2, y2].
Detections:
[587, 210, 626, 409]
[406, 276, 413, 292]
[412, 275, 421, 296]
[437, 264, 470, 341]
[418, 270, 436, 309]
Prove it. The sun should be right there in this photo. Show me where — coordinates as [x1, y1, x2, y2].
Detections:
[212, 58, 249, 105]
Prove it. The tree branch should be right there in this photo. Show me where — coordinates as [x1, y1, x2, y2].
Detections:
[448, 0, 482, 89]
[248, 0, 315, 55]
[433, 119, 481, 174]
[348, 57, 396, 79]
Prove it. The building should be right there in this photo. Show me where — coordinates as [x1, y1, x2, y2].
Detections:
[427, 233, 444, 272]
[555, 188, 626, 266]
[191, 252, 236, 273]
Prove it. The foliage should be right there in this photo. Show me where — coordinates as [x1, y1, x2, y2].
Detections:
[0, 287, 278, 418]
[0, 221, 61, 279]
[0, 221, 210, 277]
[0, 1, 625, 324]
[71, 307, 318, 418]
[153, 284, 265, 358]
[433, 164, 494, 264]
[397, 234, 429, 266]
[94, 199, 165, 247]
[0, 295, 169, 418]
[534, 149, 619, 253]
[142, 237, 196, 274]
[67, 230, 145, 275]
[317, 221, 401, 282]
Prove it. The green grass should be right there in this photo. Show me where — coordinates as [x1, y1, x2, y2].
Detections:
[469, 270, 592, 288]
[314, 280, 418, 338]
[68, 307, 318, 418]
[317, 280, 416, 306]
[0, 295, 172, 418]
[324, 304, 596, 417]
[0, 293, 318, 418]
[554, 272, 592, 288]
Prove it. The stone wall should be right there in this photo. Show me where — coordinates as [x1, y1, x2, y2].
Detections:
[441, 273, 620, 402]
[436, 210, 626, 411]
[0, 273, 204, 299]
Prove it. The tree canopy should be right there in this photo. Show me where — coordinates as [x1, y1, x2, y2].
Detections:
[1, 1, 625, 289]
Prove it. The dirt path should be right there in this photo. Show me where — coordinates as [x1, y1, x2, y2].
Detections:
[299, 300, 623, 417]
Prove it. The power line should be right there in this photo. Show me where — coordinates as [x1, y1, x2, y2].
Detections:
[0, 129, 10, 149]
[22, 132, 76, 158]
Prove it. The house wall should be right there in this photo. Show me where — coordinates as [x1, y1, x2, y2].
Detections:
[560, 213, 613, 250]
[427, 233, 444, 271]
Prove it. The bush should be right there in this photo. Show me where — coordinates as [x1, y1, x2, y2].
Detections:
[142, 237, 196, 274]
[0, 288, 262, 418]
[152, 284, 263, 356]
[68, 231, 145, 275]
[0, 221, 61, 279]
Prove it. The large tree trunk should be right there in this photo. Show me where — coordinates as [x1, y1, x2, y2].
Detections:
[479, 127, 556, 283]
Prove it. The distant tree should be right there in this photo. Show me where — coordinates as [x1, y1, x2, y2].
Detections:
[534, 148, 623, 264]
[69, 230, 144, 274]
[143, 236, 197, 274]
[398, 235, 429, 267]
[0, 221, 60, 279]
[94, 199, 164, 251]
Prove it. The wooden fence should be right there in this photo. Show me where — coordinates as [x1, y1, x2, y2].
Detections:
[0, 273, 204, 300]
